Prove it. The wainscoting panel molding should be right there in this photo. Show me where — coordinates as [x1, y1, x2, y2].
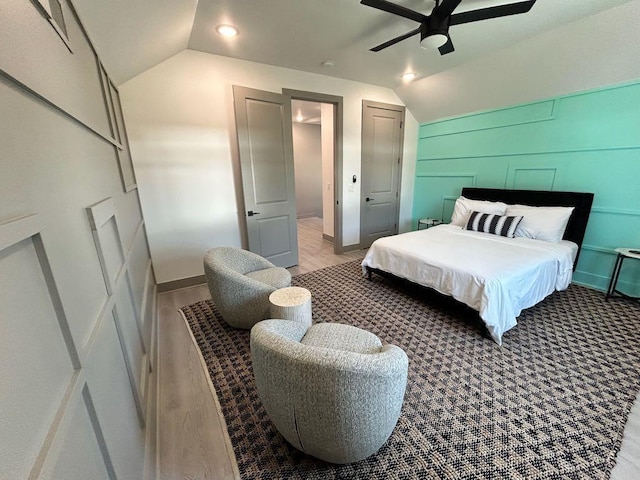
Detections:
[0, 214, 81, 479]
[98, 63, 118, 143]
[32, 379, 117, 480]
[87, 198, 126, 295]
[509, 167, 557, 190]
[87, 201, 151, 427]
[1, 0, 112, 141]
[2, 1, 157, 478]
[413, 174, 477, 229]
[419, 99, 556, 139]
[110, 84, 137, 192]
[83, 308, 147, 480]
[111, 303, 147, 426]
[413, 80, 640, 294]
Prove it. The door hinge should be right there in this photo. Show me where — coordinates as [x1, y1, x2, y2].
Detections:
[395, 191, 398, 197]
[400, 121, 403, 129]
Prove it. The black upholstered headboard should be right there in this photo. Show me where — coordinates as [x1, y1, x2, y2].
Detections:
[461, 188, 594, 266]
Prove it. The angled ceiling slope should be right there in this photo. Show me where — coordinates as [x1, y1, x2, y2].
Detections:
[187, 0, 633, 89]
[396, 0, 640, 123]
[72, 0, 198, 85]
[73, 0, 634, 89]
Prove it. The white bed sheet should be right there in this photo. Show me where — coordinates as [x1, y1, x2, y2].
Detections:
[361, 224, 578, 345]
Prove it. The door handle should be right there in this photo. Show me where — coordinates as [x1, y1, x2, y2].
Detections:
[247, 210, 261, 216]
[366, 197, 375, 202]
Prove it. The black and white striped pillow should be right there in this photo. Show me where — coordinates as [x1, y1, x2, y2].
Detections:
[465, 211, 524, 238]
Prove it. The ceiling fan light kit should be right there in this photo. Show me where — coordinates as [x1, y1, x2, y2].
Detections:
[361, 0, 537, 55]
[420, 33, 448, 49]
[420, 14, 449, 49]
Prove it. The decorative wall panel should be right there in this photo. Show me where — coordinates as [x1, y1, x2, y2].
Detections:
[38, 384, 116, 480]
[0, 214, 80, 479]
[413, 174, 476, 229]
[1, 1, 156, 478]
[87, 198, 125, 294]
[413, 81, 640, 293]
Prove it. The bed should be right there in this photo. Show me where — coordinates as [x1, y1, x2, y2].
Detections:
[362, 188, 594, 345]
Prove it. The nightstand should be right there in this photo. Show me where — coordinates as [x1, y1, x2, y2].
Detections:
[418, 218, 442, 230]
[606, 248, 640, 302]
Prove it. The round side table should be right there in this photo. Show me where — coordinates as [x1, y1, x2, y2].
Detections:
[269, 287, 312, 327]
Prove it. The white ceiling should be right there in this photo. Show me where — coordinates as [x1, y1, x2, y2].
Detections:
[73, 0, 634, 88]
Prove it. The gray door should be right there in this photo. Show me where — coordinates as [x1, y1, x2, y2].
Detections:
[233, 86, 299, 267]
[360, 101, 405, 248]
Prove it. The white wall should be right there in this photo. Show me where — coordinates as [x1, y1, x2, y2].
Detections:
[292, 123, 323, 218]
[321, 103, 335, 238]
[121, 50, 418, 283]
[397, 0, 640, 123]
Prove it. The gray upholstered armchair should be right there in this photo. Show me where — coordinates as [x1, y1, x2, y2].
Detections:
[250, 320, 408, 464]
[203, 247, 291, 329]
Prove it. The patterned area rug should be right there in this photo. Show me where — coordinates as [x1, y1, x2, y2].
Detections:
[180, 260, 640, 479]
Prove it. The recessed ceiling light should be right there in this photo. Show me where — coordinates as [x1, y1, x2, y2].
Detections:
[401, 72, 417, 82]
[216, 24, 238, 38]
[321, 60, 335, 67]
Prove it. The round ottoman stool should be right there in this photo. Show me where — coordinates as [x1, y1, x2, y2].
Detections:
[269, 287, 312, 327]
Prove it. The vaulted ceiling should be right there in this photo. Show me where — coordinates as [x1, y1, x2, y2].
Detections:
[74, 0, 635, 88]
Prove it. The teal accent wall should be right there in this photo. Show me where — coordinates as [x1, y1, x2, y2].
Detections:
[412, 80, 640, 294]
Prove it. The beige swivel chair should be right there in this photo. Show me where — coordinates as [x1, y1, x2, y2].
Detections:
[250, 319, 408, 464]
[203, 247, 291, 329]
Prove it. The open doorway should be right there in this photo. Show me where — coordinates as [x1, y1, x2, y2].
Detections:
[291, 100, 334, 256]
[283, 89, 344, 256]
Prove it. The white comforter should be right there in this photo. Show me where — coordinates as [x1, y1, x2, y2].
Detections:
[361, 225, 577, 345]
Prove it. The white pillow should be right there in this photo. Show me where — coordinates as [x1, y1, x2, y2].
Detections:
[450, 196, 507, 227]
[505, 204, 575, 242]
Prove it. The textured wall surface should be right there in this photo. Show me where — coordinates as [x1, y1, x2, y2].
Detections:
[0, 1, 156, 478]
[413, 81, 640, 293]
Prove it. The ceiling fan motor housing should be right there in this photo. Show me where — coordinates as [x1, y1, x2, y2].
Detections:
[420, 13, 450, 48]
[362, 0, 537, 53]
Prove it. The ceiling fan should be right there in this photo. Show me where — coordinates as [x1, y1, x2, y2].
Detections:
[361, 0, 537, 55]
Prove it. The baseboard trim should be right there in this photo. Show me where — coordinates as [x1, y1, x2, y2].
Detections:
[144, 287, 159, 480]
[157, 275, 206, 293]
[342, 243, 362, 253]
[322, 233, 334, 242]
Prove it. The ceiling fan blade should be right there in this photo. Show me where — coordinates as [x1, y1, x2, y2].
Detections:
[360, 0, 428, 24]
[370, 27, 421, 52]
[438, 36, 455, 55]
[433, 0, 462, 18]
[450, 0, 536, 26]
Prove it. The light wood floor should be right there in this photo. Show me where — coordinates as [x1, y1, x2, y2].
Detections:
[156, 218, 640, 479]
[156, 218, 365, 479]
[288, 216, 366, 275]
